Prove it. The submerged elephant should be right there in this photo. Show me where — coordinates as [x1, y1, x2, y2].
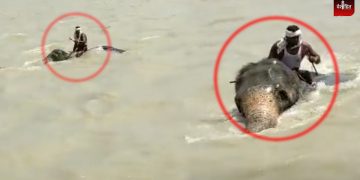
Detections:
[45, 49, 71, 62]
[234, 58, 304, 132]
[44, 46, 126, 62]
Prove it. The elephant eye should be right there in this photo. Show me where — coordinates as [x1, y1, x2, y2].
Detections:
[278, 90, 289, 102]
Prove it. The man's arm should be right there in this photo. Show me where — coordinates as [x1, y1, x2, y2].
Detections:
[304, 42, 320, 64]
[268, 42, 279, 59]
[70, 32, 79, 42]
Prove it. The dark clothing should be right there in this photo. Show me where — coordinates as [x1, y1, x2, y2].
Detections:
[293, 68, 313, 85]
[74, 42, 87, 52]
[73, 32, 88, 55]
[72, 41, 79, 52]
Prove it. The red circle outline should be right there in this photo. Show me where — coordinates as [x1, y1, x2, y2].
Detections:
[41, 12, 112, 83]
[213, 15, 340, 142]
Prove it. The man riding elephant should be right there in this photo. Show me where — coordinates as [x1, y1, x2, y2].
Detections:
[268, 25, 321, 85]
[43, 26, 127, 63]
[69, 26, 88, 57]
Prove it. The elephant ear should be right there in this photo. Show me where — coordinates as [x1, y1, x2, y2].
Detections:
[266, 62, 301, 111]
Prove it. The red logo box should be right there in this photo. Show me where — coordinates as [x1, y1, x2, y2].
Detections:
[334, 0, 355, 16]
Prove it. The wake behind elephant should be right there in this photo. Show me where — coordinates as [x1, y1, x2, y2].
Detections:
[234, 58, 302, 132]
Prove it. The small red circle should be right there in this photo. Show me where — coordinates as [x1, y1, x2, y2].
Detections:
[41, 12, 112, 83]
[213, 15, 340, 142]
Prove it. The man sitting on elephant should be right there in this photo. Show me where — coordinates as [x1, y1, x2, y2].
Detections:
[268, 25, 321, 85]
[69, 26, 88, 57]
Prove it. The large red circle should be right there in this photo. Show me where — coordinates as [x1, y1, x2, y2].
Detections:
[41, 12, 112, 83]
[213, 15, 340, 142]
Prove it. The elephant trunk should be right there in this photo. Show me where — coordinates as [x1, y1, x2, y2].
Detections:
[236, 86, 280, 132]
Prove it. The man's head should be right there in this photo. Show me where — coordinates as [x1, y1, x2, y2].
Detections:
[75, 26, 81, 32]
[75, 26, 81, 36]
[285, 25, 301, 48]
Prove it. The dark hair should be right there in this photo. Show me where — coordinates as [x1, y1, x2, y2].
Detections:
[75, 26, 80, 29]
[286, 25, 300, 32]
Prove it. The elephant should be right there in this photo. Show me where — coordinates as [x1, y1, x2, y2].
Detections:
[45, 49, 72, 62]
[44, 46, 126, 62]
[234, 58, 305, 132]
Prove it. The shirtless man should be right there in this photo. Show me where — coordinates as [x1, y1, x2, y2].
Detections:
[268, 25, 321, 85]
